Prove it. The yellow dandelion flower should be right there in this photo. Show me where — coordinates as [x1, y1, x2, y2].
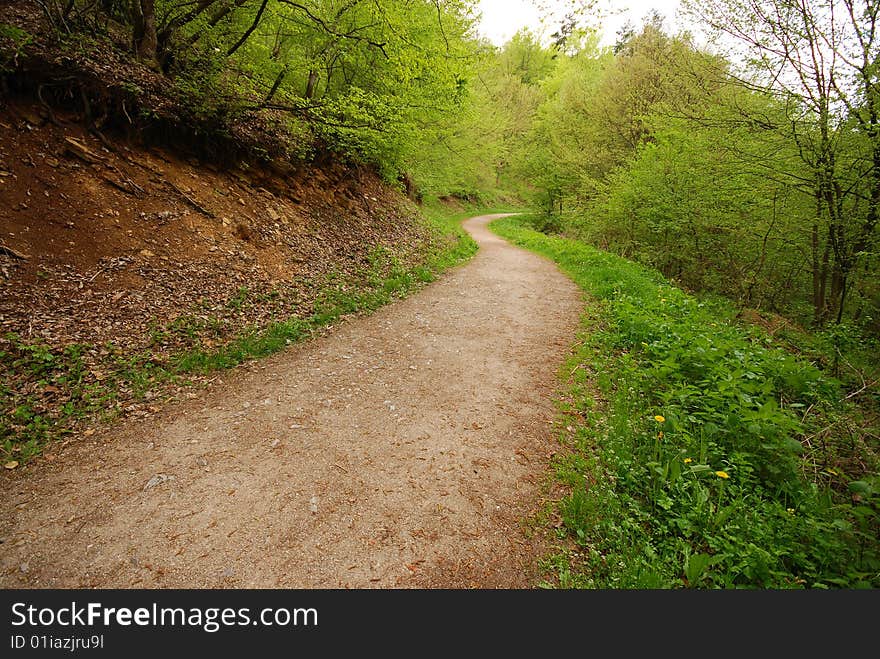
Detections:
[715, 470, 729, 479]
[683, 458, 693, 464]
[654, 415, 665, 423]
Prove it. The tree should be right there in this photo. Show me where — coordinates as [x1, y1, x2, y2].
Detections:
[133, 0, 158, 63]
[685, 0, 880, 324]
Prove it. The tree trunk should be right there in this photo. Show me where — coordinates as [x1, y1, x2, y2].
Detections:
[186, 0, 249, 49]
[811, 221, 823, 325]
[264, 67, 288, 105]
[818, 230, 831, 325]
[227, 0, 269, 57]
[133, 0, 158, 64]
[305, 70, 319, 100]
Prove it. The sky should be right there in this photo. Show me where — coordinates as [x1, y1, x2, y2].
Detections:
[475, 0, 684, 47]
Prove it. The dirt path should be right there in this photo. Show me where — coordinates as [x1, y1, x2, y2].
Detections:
[0, 214, 581, 588]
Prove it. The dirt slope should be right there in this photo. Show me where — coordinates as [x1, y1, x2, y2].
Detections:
[0, 214, 581, 588]
[0, 99, 428, 352]
[0, 98, 437, 453]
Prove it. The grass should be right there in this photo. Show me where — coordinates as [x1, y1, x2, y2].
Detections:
[491, 214, 879, 589]
[1, 205, 484, 466]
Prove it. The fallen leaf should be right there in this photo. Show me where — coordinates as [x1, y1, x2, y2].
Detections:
[4, 461, 19, 470]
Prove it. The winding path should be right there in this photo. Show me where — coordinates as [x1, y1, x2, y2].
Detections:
[0, 214, 581, 588]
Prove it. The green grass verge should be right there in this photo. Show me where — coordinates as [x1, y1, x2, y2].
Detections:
[1, 208, 480, 465]
[491, 214, 879, 589]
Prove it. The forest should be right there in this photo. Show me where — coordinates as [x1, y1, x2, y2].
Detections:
[1, 0, 878, 588]
[22, 0, 874, 338]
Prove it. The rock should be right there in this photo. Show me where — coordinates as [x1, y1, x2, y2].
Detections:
[196, 456, 208, 467]
[222, 566, 235, 578]
[19, 562, 29, 573]
[4, 461, 19, 470]
[309, 495, 319, 514]
[143, 474, 174, 491]
[139, 249, 155, 258]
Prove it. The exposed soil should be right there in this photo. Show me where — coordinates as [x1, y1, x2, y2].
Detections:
[0, 214, 581, 588]
[0, 96, 441, 451]
[0, 98, 428, 352]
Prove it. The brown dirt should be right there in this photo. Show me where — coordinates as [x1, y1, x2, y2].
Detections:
[0, 214, 581, 589]
[0, 97, 439, 450]
[0, 98, 427, 351]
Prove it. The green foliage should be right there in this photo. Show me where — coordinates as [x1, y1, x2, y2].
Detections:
[465, 8, 880, 339]
[0, 22, 33, 72]
[493, 215, 879, 589]
[151, 0, 482, 184]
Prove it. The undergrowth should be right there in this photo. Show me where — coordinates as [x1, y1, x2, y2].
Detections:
[491, 214, 879, 589]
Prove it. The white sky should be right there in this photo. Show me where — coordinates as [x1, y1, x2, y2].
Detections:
[475, 0, 684, 47]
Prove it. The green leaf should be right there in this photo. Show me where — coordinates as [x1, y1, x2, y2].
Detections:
[848, 481, 874, 496]
[684, 553, 713, 586]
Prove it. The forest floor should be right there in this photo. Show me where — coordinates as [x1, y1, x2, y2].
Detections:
[0, 214, 582, 588]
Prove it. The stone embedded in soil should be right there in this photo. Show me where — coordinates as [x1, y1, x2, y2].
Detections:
[143, 474, 174, 491]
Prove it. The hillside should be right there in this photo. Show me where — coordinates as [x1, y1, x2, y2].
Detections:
[0, 96, 432, 350]
[0, 3, 465, 463]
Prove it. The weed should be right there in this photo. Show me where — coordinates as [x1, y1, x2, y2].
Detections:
[492, 214, 879, 589]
